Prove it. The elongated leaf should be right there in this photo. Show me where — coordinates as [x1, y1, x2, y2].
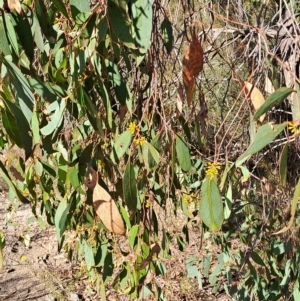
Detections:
[161, 18, 173, 53]
[292, 83, 300, 122]
[54, 193, 76, 244]
[28, 77, 57, 102]
[244, 82, 265, 122]
[254, 87, 294, 120]
[52, 0, 69, 19]
[0, 161, 29, 204]
[3, 13, 19, 57]
[71, 0, 90, 18]
[1, 97, 32, 158]
[54, 199, 68, 244]
[145, 140, 160, 170]
[200, 178, 224, 231]
[12, 12, 34, 62]
[129, 225, 139, 249]
[91, 53, 113, 128]
[176, 134, 191, 171]
[1, 107, 23, 147]
[106, 60, 132, 113]
[107, 1, 135, 48]
[131, 0, 152, 53]
[0, 19, 11, 56]
[279, 143, 288, 187]
[83, 240, 95, 271]
[4, 57, 35, 123]
[111, 130, 132, 162]
[35, 0, 57, 44]
[123, 162, 138, 211]
[236, 123, 287, 166]
[40, 98, 66, 136]
[274, 178, 300, 235]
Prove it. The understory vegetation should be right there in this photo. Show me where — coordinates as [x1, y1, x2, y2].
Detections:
[0, 0, 300, 300]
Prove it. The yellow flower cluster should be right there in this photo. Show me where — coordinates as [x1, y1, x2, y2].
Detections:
[145, 200, 152, 208]
[183, 193, 195, 203]
[134, 137, 146, 146]
[288, 121, 300, 135]
[128, 122, 137, 135]
[205, 162, 221, 180]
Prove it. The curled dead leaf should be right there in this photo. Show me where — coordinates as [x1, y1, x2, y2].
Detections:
[138, 243, 161, 270]
[85, 167, 125, 235]
[244, 82, 266, 122]
[182, 35, 203, 106]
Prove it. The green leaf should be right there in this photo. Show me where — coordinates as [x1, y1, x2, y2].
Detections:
[224, 182, 232, 219]
[83, 240, 95, 271]
[279, 143, 288, 187]
[40, 98, 66, 136]
[129, 225, 139, 249]
[11, 12, 34, 62]
[131, 0, 153, 54]
[52, 0, 69, 19]
[123, 162, 138, 211]
[236, 123, 287, 166]
[161, 18, 173, 53]
[54, 192, 77, 245]
[4, 56, 35, 123]
[0, 161, 29, 204]
[0, 19, 11, 56]
[0, 231, 5, 270]
[1, 106, 23, 147]
[28, 77, 57, 103]
[71, 0, 90, 18]
[292, 83, 300, 122]
[32, 14, 44, 52]
[274, 178, 300, 235]
[254, 87, 294, 120]
[251, 252, 266, 266]
[54, 199, 68, 242]
[111, 130, 132, 162]
[31, 107, 40, 145]
[293, 280, 300, 301]
[107, 1, 135, 49]
[119, 204, 131, 230]
[149, 135, 161, 168]
[106, 60, 132, 113]
[91, 53, 113, 128]
[3, 13, 19, 57]
[176, 134, 191, 171]
[35, 0, 57, 44]
[200, 178, 224, 231]
[2, 99, 32, 158]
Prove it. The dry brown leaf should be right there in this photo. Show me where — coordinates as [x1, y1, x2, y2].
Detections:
[264, 77, 275, 95]
[244, 82, 266, 122]
[85, 167, 125, 235]
[182, 35, 203, 106]
[7, 0, 22, 14]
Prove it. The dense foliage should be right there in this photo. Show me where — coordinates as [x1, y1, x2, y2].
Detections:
[0, 0, 300, 300]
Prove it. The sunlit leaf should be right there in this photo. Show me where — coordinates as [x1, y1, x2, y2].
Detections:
[123, 162, 138, 211]
[200, 178, 224, 231]
[131, 0, 153, 54]
[279, 143, 288, 187]
[176, 134, 191, 171]
[273, 178, 300, 235]
[236, 123, 287, 166]
[4, 56, 35, 123]
[254, 87, 294, 121]
[161, 18, 173, 53]
[244, 82, 266, 122]
[40, 98, 66, 136]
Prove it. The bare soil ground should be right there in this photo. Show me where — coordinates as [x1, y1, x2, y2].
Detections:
[0, 188, 234, 301]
